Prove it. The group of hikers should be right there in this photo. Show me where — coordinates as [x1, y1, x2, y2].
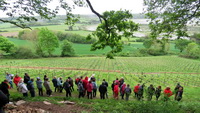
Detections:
[0, 72, 184, 112]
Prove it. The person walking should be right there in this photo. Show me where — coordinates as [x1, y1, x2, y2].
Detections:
[103, 79, 108, 98]
[164, 87, 173, 101]
[36, 77, 43, 96]
[92, 79, 97, 97]
[147, 84, 155, 101]
[114, 83, 119, 99]
[57, 77, 63, 93]
[13, 74, 21, 87]
[0, 90, 9, 113]
[24, 73, 30, 85]
[174, 83, 182, 100]
[134, 84, 140, 98]
[78, 81, 84, 98]
[155, 86, 162, 100]
[6, 73, 13, 88]
[43, 78, 52, 96]
[52, 77, 58, 92]
[86, 81, 93, 99]
[27, 78, 35, 97]
[124, 84, 132, 101]
[0, 80, 10, 101]
[176, 87, 183, 101]
[120, 83, 126, 99]
[18, 79, 28, 97]
[99, 82, 107, 99]
[63, 79, 71, 97]
[137, 84, 145, 100]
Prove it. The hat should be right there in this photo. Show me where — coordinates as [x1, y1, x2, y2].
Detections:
[37, 77, 40, 79]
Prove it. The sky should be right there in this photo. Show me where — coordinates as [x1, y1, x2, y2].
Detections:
[0, 0, 144, 17]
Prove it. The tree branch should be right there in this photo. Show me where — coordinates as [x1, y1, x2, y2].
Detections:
[0, 19, 32, 30]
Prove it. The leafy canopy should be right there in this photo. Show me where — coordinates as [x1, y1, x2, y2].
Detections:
[0, 36, 15, 53]
[38, 28, 59, 56]
[61, 40, 75, 57]
[144, 0, 200, 39]
[88, 10, 139, 58]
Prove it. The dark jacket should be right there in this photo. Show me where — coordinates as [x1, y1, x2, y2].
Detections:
[24, 75, 30, 84]
[63, 82, 70, 90]
[52, 78, 58, 87]
[99, 84, 107, 93]
[0, 90, 8, 108]
[0, 82, 9, 96]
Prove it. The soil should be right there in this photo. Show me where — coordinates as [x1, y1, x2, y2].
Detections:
[0, 32, 18, 37]
[5, 101, 90, 113]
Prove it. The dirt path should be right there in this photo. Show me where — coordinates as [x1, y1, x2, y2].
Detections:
[0, 65, 200, 75]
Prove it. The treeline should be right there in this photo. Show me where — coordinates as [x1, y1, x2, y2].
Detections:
[0, 28, 77, 59]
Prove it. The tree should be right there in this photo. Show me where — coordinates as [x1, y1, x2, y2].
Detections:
[61, 40, 75, 57]
[37, 28, 59, 56]
[144, 0, 200, 39]
[87, 10, 139, 58]
[0, 36, 15, 53]
[186, 42, 200, 58]
[175, 39, 192, 52]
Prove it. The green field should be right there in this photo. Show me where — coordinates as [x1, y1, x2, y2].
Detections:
[0, 56, 199, 103]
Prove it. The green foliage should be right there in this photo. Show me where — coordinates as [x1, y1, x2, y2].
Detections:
[175, 39, 192, 52]
[0, 36, 15, 53]
[37, 28, 59, 56]
[56, 31, 96, 44]
[61, 40, 75, 57]
[11, 46, 37, 59]
[191, 33, 200, 44]
[185, 42, 200, 59]
[143, 39, 153, 49]
[88, 10, 139, 58]
[144, 0, 199, 39]
[18, 29, 39, 41]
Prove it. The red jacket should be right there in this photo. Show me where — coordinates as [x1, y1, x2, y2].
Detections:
[86, 83, 93, 92]
[134, 85, 139, 93]
[164, 88, 173, 97]
[114, 85, 119, 93]
[82, 77, 89, 90]
[121, 84, 126, 94]
[13, 76, 21, 86]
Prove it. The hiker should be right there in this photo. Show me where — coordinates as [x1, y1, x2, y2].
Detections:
[164, 87, 173, 101]
[115, 78, 120, 86]
[27, 78, 35, 97]
[86, 81, 93, 99]
[24, 73, 30, 85]
[103, 79, 108, 98]
[18, 79, 28, 97]
[137, 84, 145, 100]
[155, 86, 162, 100]
[114, 83, 119, 99]
[13, 74, 21, 87]
[36, 77, 43, 96]
[99, 82, 107, 99]
[111, 80, 115, 96]
[0, 89, 9, 113]
[75, 77, 80, 86]
[57, 77, 63, 93]
[6, 73, 13, 88]
[43, 75, 48, 81]
[174, 83, 182, 100]
[0, 80, 10, 102]
[68, 77, 74, 92]
[124, 84, 132, 101]
[82, 76, 89, 96]
[134, 84, 140, 98]
[52, 76, 58, 92]
[147, 84, 155, 101]
[43, 78, 52, 96]
[120, 82, 126, 99]
[78, 81, 84, 98]
[119, 77, 124, 87]
[24, 73, 30, 84]
[92, 79, 97, 97]
[176, 87, 183, 101]
[63, 79, 71, 97]
[89, 74, 95, 81]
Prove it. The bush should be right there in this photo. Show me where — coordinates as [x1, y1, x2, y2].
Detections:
[55, 32, 97, 44]
[61, 40, 75, 57]
[11, 46, 38, 59]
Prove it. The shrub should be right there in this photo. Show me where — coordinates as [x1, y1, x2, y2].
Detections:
[11, 46, 38, 59]
[61, 40, 75, 57]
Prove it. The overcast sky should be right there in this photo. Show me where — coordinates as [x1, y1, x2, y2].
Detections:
[0, 0, 144, 17]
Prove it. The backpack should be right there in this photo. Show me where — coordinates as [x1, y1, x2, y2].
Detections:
[125, 87, 131, 94]
[27, 82, 31, 90]
[92, 82, 97, 89]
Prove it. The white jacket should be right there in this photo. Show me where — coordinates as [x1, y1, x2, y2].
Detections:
[18, 82, 28, 93]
